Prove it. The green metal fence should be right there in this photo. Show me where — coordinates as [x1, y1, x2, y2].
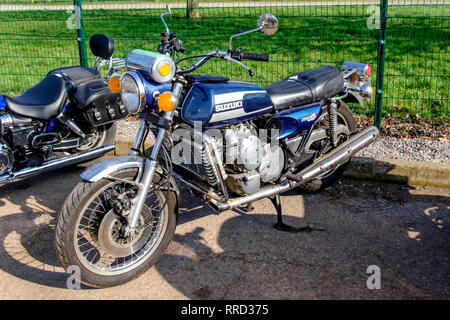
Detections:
[0, 0, 448, 138]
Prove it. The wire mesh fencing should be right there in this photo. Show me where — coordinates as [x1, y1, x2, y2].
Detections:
[0, 0, 448, 138]
[383, 1, 449, 138]
[0, 0, 79, 95]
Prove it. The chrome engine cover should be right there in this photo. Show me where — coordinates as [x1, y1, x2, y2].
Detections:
[0, 112, 13, 135]
[223, 124, 284, 195]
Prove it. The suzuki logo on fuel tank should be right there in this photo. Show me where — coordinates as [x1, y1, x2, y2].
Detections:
[215, 100, 243, 112]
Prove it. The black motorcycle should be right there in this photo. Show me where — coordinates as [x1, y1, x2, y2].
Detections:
[0, 34, 128, 186]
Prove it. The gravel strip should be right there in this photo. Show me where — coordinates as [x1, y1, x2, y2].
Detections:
[356, 136, 450, 164]
[117, 118, 143, 138]
[117, 119, 450, 164]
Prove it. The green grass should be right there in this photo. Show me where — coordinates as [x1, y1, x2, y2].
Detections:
[0, 4, 448, 125]
[1, 0, 364, 4]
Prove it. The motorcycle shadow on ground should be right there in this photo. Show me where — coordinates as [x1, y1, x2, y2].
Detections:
[0, 164, 448, 298]
[0, 166, 84, 289]
[155, 181, 450, 299]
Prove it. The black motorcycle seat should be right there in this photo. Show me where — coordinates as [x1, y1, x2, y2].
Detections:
[4, 75, 68, 120]
[265, 66, 344, 111]
[47, 66, 100, 88]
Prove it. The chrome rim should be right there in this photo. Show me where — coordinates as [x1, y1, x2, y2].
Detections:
[73, 178, 168, 276]
[76, 126, 106, 152]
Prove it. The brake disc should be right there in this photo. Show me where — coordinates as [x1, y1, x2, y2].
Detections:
[98, 208, 153, 258]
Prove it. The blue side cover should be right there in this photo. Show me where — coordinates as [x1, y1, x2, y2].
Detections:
[276, 103, 321, 139]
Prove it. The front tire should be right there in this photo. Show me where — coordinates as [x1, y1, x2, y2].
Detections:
[55, 168, 177, 288]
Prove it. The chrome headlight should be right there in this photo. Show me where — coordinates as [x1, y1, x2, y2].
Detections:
[120, 71, 145, 115]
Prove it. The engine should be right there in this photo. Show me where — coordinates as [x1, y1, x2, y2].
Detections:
[0, 111, 39, 176]
[172, 122, 285, 196]
[212, 123, 284, 195]
[0, 113, 14, 175]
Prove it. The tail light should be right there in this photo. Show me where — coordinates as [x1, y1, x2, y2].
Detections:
[343, 61, 371, 77]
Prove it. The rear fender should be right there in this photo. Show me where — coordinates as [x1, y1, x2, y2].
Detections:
[342, 91, 366, 109]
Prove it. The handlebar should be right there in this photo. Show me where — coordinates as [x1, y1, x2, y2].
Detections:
[231, 49, 269, 62]
[242, 52, 269, 62]
[176, 49, 269, 76]
[177, 50, 227, 75]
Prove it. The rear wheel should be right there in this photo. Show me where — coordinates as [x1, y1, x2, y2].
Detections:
[299, 101, 356, 192]
[55, 168, 177, 288]
[73, 122, 117, 167]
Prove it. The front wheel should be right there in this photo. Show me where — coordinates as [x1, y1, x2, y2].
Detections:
[55, 168, 177, 288]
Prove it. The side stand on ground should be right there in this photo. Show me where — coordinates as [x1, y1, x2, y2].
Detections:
[270, 194, 326, 233]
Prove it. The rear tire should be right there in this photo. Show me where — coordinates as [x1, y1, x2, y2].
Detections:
[299, 101, 356, 193]
[55, 168, 177, 288]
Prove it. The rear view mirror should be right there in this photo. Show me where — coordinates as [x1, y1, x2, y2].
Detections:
[228, 13, 278, 51]
[165, 3, 172, 17]
[161, 3, 172, 34]
[258, 13, 278, 35]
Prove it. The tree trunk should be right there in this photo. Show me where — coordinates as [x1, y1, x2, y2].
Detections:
[187, 0, 200, 20]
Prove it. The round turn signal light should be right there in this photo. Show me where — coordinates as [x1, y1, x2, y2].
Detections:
[108, 74, 121, 93]
[157, 91, 175, 112]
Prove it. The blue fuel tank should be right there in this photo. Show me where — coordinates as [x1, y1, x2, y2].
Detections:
[181, 81, 273, 128]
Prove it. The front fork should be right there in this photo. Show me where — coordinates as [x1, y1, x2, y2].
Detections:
[125, 81, 183, 235]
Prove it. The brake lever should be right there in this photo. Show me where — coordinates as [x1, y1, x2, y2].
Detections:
[222, 54, 254, 77]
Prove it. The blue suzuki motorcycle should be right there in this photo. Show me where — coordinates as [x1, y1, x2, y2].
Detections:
[56, 7, 379, 288]
[0, 34, 128, 187]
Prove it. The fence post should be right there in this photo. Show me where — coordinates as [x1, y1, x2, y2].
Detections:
[374, 0, 388, 130]
[186, 0, 200, 20]
[74, 0, 88, 68]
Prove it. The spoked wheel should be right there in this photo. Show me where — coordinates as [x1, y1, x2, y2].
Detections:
[55, 168, 177, 288]
[72, 122, 117, 167]
[299, 101, 356, 192]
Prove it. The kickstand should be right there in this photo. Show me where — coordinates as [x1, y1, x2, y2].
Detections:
[270, 194, 325, 233]
[240, 202, 255, 213]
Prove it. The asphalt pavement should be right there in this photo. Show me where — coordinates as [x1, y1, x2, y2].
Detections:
[0, 165, 448, 299]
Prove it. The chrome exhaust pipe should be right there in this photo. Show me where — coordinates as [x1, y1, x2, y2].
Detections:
[211, 126, 379, 212]
[287, 125, 380, 183]
[0, 144, 115, 186]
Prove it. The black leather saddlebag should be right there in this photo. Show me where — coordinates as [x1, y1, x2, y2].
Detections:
[72, 79, 127, 126]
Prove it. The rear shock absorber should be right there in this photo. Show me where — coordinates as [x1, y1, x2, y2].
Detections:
[57, 113, 86, 139]
[328, 101, 338, 147]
